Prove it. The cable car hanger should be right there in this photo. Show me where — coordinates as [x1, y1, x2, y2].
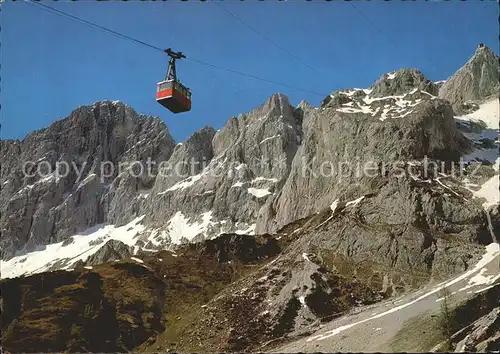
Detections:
[164, 48, 186, 81]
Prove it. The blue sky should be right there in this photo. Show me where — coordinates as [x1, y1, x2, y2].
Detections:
[2, 0, 498, 142]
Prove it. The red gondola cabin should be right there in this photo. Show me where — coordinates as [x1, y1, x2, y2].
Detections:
[156, 80, 192, 113]
[157, 48, 192, 114]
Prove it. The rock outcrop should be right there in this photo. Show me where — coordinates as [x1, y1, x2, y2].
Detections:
[431, 283, 500, 353]
[454, 307, 499, 352]
[85, 240, 133, 266]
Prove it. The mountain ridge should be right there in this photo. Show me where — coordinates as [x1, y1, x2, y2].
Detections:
[0, 43, 499, 353]
[1, 45, 498, 264]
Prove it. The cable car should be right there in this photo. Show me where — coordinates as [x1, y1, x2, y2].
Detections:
[157, 48, 192, 113]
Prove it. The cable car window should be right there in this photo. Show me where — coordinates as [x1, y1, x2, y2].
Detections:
[158, 82, 172, 91]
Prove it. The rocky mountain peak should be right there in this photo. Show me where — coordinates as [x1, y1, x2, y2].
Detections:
[148, 125, 216, 195]
[247, 93, 294, 122]
[182, 125, 216, 149]
[439, 43, 500, 113]
[475, 42, 497, 57]
[294, 100, 314, 127]
[297, 100, 313, 110]
[0, 101, 176, 260]
[369, 68, 439, 98]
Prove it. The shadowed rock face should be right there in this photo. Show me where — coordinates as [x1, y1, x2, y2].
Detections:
[488, 204, 500, 243]
[439, 44, 500, 114]
[454, 306, 500, 352]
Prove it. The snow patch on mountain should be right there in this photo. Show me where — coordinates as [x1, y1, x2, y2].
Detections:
[456, 267, 500, 293]
[159, 174, 204, 194]
[0, 216, 146, 279]
[16, 173, 61, 195]
[248, 187, 272, 198]
[233, 223, 256, 235]
[473, 175, 500, 208]
[456, 98, 499, 130]
[0, 208, 259, 280]
[457, 99, 499, 197]
[386, 72, 397, 80]
[164, 211, 213, 244]
[332, 87, 438, 121]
